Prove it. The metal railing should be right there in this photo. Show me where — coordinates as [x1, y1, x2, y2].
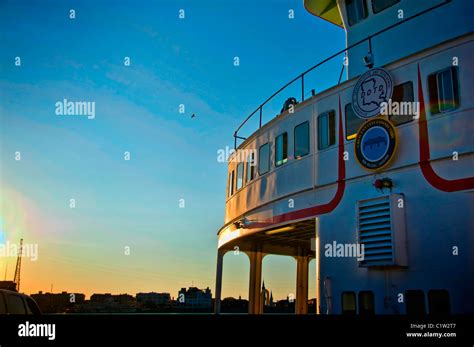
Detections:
[232, 0, 451, 149]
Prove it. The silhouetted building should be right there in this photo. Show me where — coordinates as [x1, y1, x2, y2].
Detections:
[31, 291, 85, 313]
[177, 287, 212, 308]
[261, 281, 274, 308]
[0, 281, 17, 291]
[136, 292, 171, 306]
[90, 293, 113, 303]
[271, 297, 295, 313]
[79, 293, 136, 313]
[308, 298, 317, 314]
[221, 296, 248, 313]
[90, 293, 135, 304]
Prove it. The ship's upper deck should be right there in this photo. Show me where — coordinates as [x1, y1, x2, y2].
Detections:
[231, 0, 473, 153]
[219, 0, 474, 243]
[220, 32, 474, 249]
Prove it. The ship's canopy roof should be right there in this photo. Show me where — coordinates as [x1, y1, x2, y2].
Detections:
[304, 0, 344, 27]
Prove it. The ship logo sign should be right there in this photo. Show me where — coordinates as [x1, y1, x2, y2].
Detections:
[352, 68, 393, 119]
[355, 118, 397, 170]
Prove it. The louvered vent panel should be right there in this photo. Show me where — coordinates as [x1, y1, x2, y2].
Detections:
[358, 196, 394, 266]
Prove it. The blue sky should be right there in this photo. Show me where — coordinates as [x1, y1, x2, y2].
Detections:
[0, 0, 344, 298]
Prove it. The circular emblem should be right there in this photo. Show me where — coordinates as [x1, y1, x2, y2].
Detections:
[355, 118, 397, 170]
[352, 68, 393, 119]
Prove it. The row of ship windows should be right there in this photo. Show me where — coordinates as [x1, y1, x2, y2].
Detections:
[341, 289, 451, 315]
[228, 66, 459, 197]
[346, 0, 400, 26]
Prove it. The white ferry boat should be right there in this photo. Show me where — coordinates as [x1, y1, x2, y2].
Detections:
[214, 0, 474, 314]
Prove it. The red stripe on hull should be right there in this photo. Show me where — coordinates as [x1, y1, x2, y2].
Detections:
[417, 64, 474, 192]
[240, 66, 473, 233]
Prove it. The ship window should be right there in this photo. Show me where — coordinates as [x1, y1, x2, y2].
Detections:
[346, 0, 368, 26]
[405, 290, 426, 315]
[345, 103, 364, 140]
[318, 110, 336, 150]
[228, 170, 234, 197]
[342, 292, 357, 314]
[428, 67, 459, 115]
[258, 143, 270, 175]
[294, 121, 310, 158]
[428, 290, 450, 314]
[275, 132, 288, 167]
[372, 0, 399, 14]
[246, 152, 255, 183]
[358, 291, 375, 315]
[236, 162, 244, 190]
[389, 81, 415, 125]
